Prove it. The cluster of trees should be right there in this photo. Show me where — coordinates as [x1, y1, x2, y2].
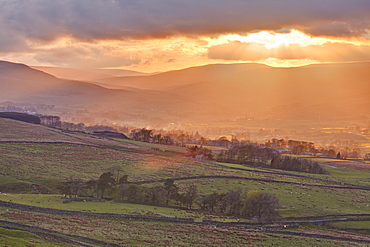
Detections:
[0, 112, 41, 124]
[119, 180, 199, 210]
[61, 173, 280, 223]
[186, 145, 213, 160]
[216, 144, 278, 165]
[119, 182, 280, 222]
[213, 143, 326, 174]
[265, 139, 316, 155]
[271, 156, 326, 174]
[264, 138, 361, 158]
[198, 188, 280, 222]
[130, 128, 173, 145]
[322, 147, 361, 159]
[61, 167, 128, 200]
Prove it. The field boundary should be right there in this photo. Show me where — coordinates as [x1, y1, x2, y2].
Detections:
[205, 161, 370, 190]
[131, 175, 370, 191]
[0, 219, 123, 247]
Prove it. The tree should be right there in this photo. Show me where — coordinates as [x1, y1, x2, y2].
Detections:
[121, 184, 142, 202]
[107, 166, 124, 182]
[97, 172, 115, 199]
[199, 137, 207, 145]
[336, 152, 341, 159]
[130, 128, 153, 142]
[164, 179, 179, 205]
[198, 192, 222, 212]
[186, 145, 213, 160]
[243, 191, 280, 223]
[118, 175, 129, 184]
[220, 188, 243, 215]
[153, 133, 162, 144]
[144, 186, 167, 205]
[327, 149, 336, 158]
[184, 185, 198, 209]
[61, 176, 85, 198]
[86, 179, 98, 198]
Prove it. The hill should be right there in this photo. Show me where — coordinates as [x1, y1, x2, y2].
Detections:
[32, 66, 149, 82]
[1, 117, 370, 246]
[0, 61, 112, 108]
[0, 61, 190, 117]
[0, 118, 370, 246]
[1, 60, 369, 125]
[94, 62, 370, 121]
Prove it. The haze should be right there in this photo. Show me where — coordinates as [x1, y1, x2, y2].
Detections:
[0, 0, 369, 149]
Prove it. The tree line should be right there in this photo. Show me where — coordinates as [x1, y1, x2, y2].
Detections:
[271, 156, 326, 174]
[0, 112, 41, 124]
[61, 171, 280, 223]
[212, 144, 326, 174]
[216, 144, 278, 165]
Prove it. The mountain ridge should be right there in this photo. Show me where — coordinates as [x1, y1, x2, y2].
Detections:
[0, 60, 369, 124]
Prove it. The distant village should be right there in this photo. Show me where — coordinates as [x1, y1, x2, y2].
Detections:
[1, 101, 369, 160]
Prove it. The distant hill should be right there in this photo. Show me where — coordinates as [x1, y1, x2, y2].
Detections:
[0, 61, 114, 109]
[0, 60, 192, 117]
[33, 66, 150, 83]
[95, 63, 269, 90]
[1, 60, 369, 124]
[166, 62, 370, 120]
[95, 62, 370, 120]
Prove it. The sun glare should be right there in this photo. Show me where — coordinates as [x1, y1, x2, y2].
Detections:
[205, 30, 335, 49]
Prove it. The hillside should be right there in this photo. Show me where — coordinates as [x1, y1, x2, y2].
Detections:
[92, 62, 370, 121]
[33, 66, 149, 82]
[0, 61, 191, 116]
[1, 60, 369, 125]
[0, 61, 113, 108]
[1, 117, 370, 245]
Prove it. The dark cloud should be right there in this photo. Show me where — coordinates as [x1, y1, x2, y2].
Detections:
[208, 41, 370, 62]
[0, 0, 369, 53]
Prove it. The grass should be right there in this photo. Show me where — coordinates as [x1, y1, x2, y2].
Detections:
[1, 118, 370, 245]
[0, 193, 198, 217]
[115, 138, 187, 153]
[323, 166, 370, 186]
[215, 161, 273, 172]
[215, 158, 370, 187]
[0, 175, 23, 186]
[170, 177, 370, 217]
[329, 221, 370, 229]
[0, 228, 70, 246]
[0, 193, 250, 222]
[1, 208, 366, 247]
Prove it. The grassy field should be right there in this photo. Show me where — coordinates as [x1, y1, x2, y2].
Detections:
[1, 118, 370, 246]
[169, 177, 370, 217]
[329, 221, 370, 229]
[0, 193, 199, 218]
[1, 208, 367, 247]
[115, 138, 187, 153]
[0, 228, 70, 247]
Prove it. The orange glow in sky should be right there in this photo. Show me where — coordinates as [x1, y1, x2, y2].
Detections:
[1, 30, 369, 72]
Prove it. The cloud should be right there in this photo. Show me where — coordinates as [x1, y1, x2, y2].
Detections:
[208, 41, 370, 62]
[33, 46, 141, 68]
[0, 0, 369, 53]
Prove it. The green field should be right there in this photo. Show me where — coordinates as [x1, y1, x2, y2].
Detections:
[1, 118, 370, 246]
[0, 228, 69, 247]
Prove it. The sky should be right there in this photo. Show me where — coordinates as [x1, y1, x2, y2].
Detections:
[0, 0, 370, 72]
